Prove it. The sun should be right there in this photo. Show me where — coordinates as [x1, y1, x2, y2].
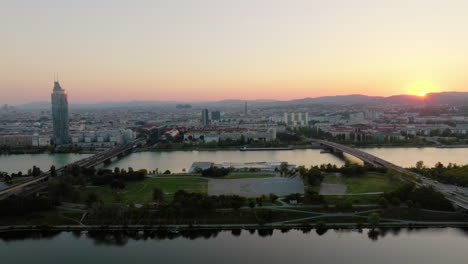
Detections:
[407, 81, 438, 97]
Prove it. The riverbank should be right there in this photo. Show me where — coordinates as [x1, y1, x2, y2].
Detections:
[1, 220, 467, 234]
[0, 149, 99, 155]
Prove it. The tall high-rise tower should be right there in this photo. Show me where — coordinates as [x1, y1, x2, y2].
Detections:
[244, 101, 248, 116]
[51, 81, 70, 145]
[201, 109, 210, 126]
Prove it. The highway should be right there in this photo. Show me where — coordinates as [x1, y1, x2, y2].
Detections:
[316, 139, 468, 210]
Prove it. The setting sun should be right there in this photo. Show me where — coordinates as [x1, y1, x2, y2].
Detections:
[407, 81, 438, 97]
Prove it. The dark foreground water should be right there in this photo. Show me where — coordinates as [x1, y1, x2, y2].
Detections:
[0, 228, 467, 264]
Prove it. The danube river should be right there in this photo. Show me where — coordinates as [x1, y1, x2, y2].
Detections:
[0, 228, 467, 264]
[0, 147, 467, 174]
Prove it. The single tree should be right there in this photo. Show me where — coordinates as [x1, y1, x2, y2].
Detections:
[279, 162, 289, 176]
[50, 165, 57, 177]
[152, 187, 165, 203]
[269, 193, 278, 203]
[406, 200, 414, 208]
[415, 161, 425, 170]
[368, 212, 381, 229]
[85, 192, 99, 207]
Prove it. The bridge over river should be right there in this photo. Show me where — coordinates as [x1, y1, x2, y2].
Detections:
[316, 139, 468, 211]
[0, 139, 144, 198]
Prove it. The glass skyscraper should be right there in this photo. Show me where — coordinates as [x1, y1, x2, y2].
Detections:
[51, 81, 70, 145]
[201, 109, 210, 126]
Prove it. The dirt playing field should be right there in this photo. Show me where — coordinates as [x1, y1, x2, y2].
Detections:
[319, 183, 347, 195]
[207, 176, 304, 197]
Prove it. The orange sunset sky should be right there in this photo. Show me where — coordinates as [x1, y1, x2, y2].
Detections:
[1, 0, 468, 104]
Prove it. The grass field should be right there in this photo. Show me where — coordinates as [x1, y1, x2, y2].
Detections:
[221, 173, 275, 179]
[323, 172, 403, 194]
[151, 174, 194, 177]
[322, 174, 341, 184]
[80, 177, 208, 204]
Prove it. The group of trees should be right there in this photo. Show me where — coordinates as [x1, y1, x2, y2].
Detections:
[46, 166, 147, 194]
[275, 132, 305, 145]
[30, 166, 43, 177]
[313, 162, 387, 176]
[283, 191, 325, 205]
[247, 193, 278, 208]
[296, 166, 323, 186]
[304, 190, 325, 204]
[0, 166, 44, 184]
[412, 161, 468, 187]
[0, 195, 57, 218]
[198, 167, 233, 177]
[292, 126, 329, 139]
[382, 182, 453, 211]
[142, 190, 248, 219]
[173, 190, 245, 210]
[280, 162, 386, 182]
[154, 137, 292, 150]
[89, 167, 146, 187]
[86, 191, 250, 225]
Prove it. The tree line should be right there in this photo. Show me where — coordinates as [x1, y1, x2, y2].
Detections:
[411, 161, 468, 187]
[381, 182, 453, 211]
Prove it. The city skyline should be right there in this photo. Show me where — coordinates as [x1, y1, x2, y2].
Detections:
[2, 0, 468, 104]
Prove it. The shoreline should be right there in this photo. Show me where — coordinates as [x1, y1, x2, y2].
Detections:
[2, 144, 465, 155]
[1, 221, 467, 233]
[143, 145, 441, 152]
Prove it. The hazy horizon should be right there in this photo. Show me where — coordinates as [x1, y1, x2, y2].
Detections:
[2, 0, 468, 104]
[9, 90, 468, 108]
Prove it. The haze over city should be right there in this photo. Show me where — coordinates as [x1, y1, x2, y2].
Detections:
[2, 0, 468, 104]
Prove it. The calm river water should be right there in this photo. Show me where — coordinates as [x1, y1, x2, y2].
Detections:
[1, 147, 467, 174]
[0, 228, 467, 264]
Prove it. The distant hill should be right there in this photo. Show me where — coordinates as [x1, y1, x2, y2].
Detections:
[425, 92, 468, 105]
[289, 94, 382, 105]
[15, 91, 468, 110]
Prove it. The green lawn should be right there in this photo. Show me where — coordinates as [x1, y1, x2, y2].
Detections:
[324, 194, 382, 205]
[80, 177, 208, 204]
[153, 173, 275, 179]
[151, 174, 194, 177]
[322, 174, 340, 184]
[323, 172, 403, 194]
[222, 173, 275, 179]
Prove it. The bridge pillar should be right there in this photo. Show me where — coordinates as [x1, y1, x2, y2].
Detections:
[332, 148, 342, 154]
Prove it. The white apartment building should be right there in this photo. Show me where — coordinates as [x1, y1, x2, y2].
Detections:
[283, 112, 309, 127]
